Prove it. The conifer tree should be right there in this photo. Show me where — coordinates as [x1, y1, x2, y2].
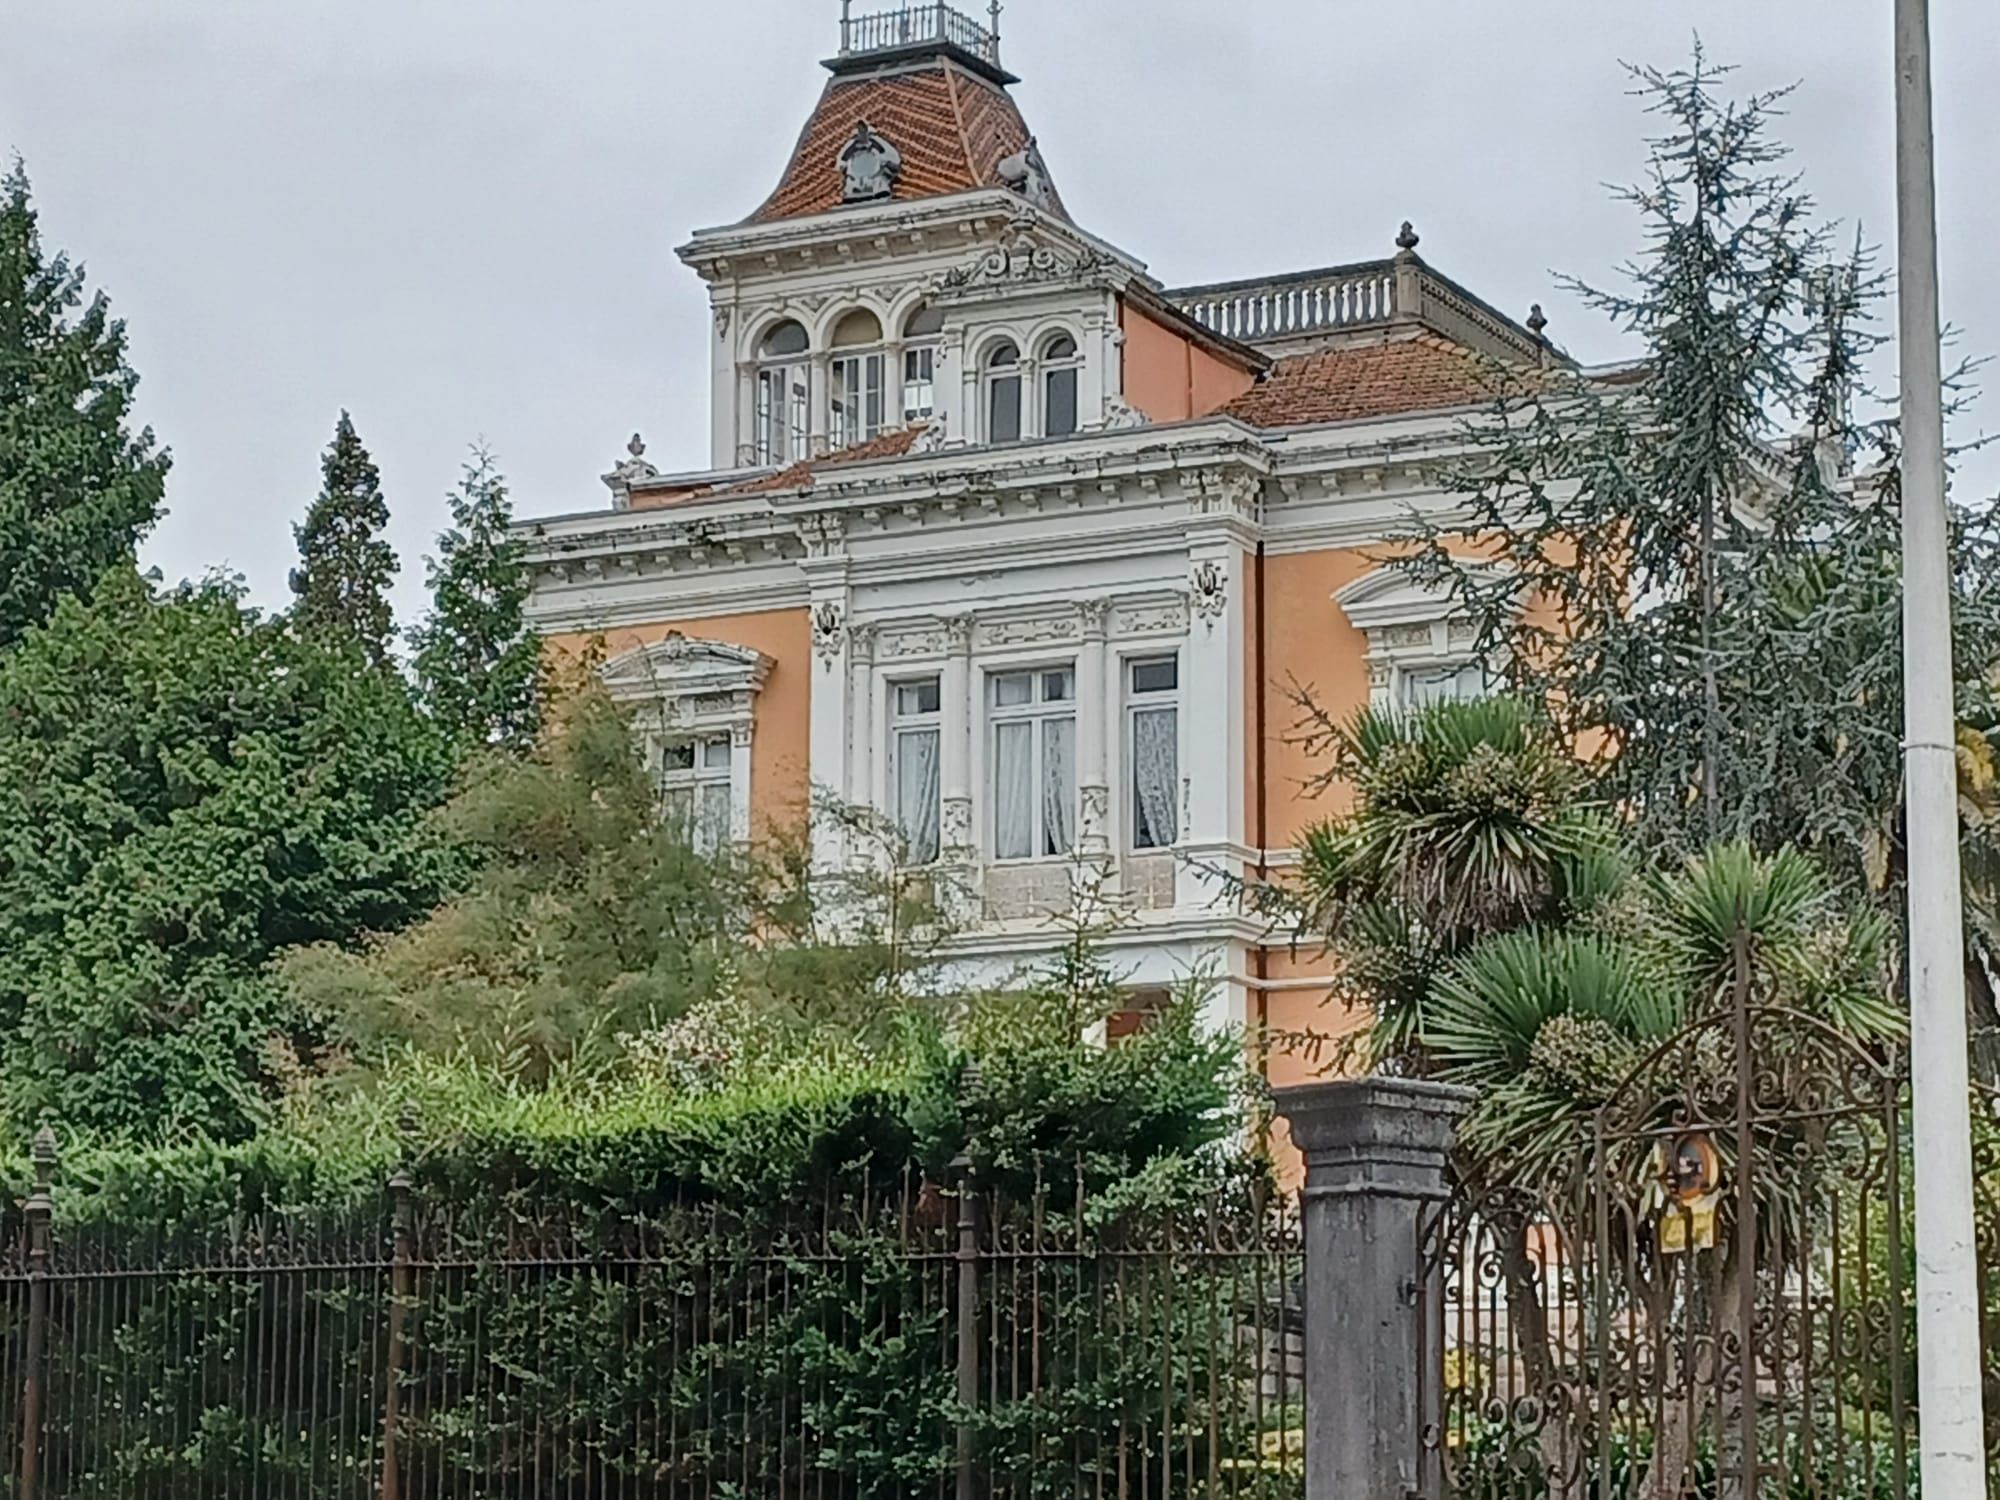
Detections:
[409, 444, 541, 751]
[291, 410, 399, 665]
[0, 160, 168, 649]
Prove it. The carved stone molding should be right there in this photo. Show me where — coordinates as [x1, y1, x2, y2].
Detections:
[849, 622, 880, 663]
[811, 601, 846, 663]
[878, 628, 947, 662]
[942, 613, 976, 655]
[1076, 598, 1111, 640]
[1189, 559, 1228, 623]
[799, 513, 848, 560]
[977, 612, 1081, 650]
[937, 222, 1112, 296]
[1112, 597, 1189, 638]
[939, 797, 974, 851]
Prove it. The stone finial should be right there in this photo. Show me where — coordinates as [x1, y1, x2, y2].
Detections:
[1527, 303, 1549, 338]
[30, 1123, 58, 1186]
[627, 432, 646, 461]
[1395, 220, 1421, 253]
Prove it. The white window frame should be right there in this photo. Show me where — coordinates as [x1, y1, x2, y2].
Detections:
[1333, 566, 1509, 712]
[901, 343, 938, 424]
[655, 734, 735, 852]
[888, 675, 943, 866]
[983, 341, 1023, 445]
[599, 637, 772, 846]
[1039, 331, 1083, 439]
[829, 350, 886, 449]
[1124, 653, 1180, 852]
[987, 664, 1077, 861]
[755, 362, 808, 465]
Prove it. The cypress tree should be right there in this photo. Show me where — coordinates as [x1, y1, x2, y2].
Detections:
[0, 160, 168, 649]
[291, 410, 399, 665]
[409, 443, 541, 751]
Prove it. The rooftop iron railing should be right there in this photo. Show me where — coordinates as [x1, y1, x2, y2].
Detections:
[839, 2, 1003, 67]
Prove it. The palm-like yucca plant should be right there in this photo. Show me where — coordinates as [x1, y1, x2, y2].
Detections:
[1292, 695, 1621, 1064]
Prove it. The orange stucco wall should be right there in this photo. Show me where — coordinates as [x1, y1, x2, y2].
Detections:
[1119, 301, 1256, 423]
[544, 607, 813, 834]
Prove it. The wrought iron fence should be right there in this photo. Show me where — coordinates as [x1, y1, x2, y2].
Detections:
[0, 1155, 1302, 1499]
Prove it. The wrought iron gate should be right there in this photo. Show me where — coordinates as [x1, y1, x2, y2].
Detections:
[1417, 973, 1916, 1497]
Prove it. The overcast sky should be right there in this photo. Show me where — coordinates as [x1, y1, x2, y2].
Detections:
[4, 1, 1996, 626]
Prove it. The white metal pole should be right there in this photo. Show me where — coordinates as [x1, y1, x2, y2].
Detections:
[1895, 1, 1988, 1495]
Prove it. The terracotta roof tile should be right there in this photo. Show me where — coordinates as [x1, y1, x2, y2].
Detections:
[1220, 335, 1521, 430]
[749, 60, 1058, 223]
[714, 425, 926, 497]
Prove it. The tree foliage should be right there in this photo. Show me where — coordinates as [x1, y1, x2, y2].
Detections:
[409, 444, 541, 751]
[290, 410, 399, 666]
[1402, 50, 2000, 887]
[0, 161, 167, 649]
[0, 569, 452, 1139]
[280, 687, 948, 1084]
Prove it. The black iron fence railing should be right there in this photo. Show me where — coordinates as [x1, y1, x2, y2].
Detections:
[0, 1162, 1302, 1499]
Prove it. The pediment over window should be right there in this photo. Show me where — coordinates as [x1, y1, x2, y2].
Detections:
[600, 635, 773, 703]
[1333, 564, 1511, 633]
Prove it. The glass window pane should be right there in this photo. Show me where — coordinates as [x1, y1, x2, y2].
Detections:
[987, 342, 1019, 369]
[1043, 334, 1078, 361]
[989, 375, 1021, 443]
[1041, 715, 1076, 855]
[762, 320, 809, 357]
[1130, 657, 1178, 694]
[659, 742, 696, 771]
[699, 782, 732, 847]
[992, 673, 1033, 708]
[896, 678, 941, 717]
[993, 720, 1035, 859]
[1131, 706, 1179, 850]
[662, 785, 694, 827]
[702, 738, 732, 769]
[1045, 366, 1079, 438]
[1041, 669, 1075, 703]
[895, 727, 941, 864]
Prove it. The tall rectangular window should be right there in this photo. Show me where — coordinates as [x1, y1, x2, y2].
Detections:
[902, 346, 937, 423]
[890, 677, 942, 865]
[1127, 656, 1179, 850]
[990, 668, 1075, 859]
[657, 735, 734, 852]
[830, 353, 885, 450]
[755, 365, 808, 464]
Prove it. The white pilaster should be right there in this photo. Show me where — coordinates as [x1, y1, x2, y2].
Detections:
[802, 516, 853, 869]
[1179, 480, 1254, 921]
[728, 721, 754, 843]
[1076, 599, 1112, 862]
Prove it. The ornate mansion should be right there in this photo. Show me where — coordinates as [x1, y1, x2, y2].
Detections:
[517, 4, 1568, 1080]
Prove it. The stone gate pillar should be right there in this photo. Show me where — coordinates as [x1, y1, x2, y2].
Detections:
[1273, 1078, 1474, 1500]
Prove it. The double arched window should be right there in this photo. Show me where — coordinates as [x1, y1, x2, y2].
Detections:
[754, 320, 810, 465]
[980, 330, 1083, 444]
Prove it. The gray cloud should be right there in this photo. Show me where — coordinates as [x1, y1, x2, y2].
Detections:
[4, 0, 1993, 625]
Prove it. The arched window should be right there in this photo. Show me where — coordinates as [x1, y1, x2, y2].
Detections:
[1041, 332, 1081, 438]
[828, 309, 886, 450]
[755, 320, 810, 465]
[902, 304, 944, 423]
[985, 341, 1022, 444]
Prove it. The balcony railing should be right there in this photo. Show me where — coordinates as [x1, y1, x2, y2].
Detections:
[839, 3, 1002, 67]
[1173, 263, 1399, 346]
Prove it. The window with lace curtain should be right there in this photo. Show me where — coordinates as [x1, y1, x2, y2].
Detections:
[1041, 332, 1081, 438]
[889, 677, 942, 865]
[828, 309, 886, 449]
[1126, 655, 1179, 850]
[656, 735, 733, 852]
[990, 667, 1075, 859]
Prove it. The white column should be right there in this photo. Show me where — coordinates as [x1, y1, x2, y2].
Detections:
[735, 364, 758, 468]
[809, 352, 832, 458]
[728, 721, 754, 843]
[1180, 530, 1248, 1035]
[847, 625, 878, 816]
[1076, 600, 1112, 865]
[803, 528, 853, 870]
[939, 614, 974, 854]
